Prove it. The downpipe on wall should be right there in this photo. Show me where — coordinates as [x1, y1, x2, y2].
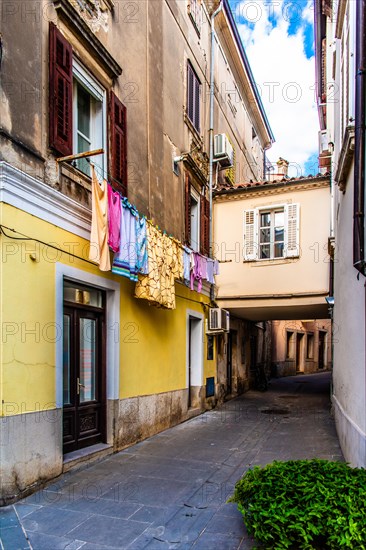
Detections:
[208, 1, 223, 303]
[208, 1, 223, 261]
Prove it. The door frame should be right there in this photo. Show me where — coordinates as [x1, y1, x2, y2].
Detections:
[63, 301, 106, 453]
[186, 310, 204, 406]
[56, 264, 120, 449]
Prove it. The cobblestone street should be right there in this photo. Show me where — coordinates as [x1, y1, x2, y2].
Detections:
[1, 372, 343, 550]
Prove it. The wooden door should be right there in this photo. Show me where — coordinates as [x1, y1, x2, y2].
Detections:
[63, 301, 105, 454]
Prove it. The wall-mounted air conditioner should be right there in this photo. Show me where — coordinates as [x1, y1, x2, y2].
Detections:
[214, 134, 234, 167]
[206, 308, 230, 333]
[318, 130, 329, 154]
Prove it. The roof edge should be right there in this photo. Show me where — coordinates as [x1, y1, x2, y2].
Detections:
[214, 174, 331, 196]
[222, 0, 275, 144]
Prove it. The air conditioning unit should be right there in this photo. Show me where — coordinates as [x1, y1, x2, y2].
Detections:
[206, 308, 230, 333]
[214, 134, 234, 167]
[318, 130, 329, 153]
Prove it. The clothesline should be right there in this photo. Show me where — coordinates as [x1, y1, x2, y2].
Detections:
[89, 160, 212, 259]
[89, 165, 219, 309]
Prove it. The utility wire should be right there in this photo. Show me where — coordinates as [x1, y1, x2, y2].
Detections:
[0, 225, 97, 266]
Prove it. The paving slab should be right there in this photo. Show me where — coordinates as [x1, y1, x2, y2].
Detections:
[1, 372, 343, 549]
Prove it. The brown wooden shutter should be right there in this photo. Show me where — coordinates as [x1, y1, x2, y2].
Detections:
[187, 62, 200, 132]
[187, 63, 194, 125]
[200, 196, 210, 256]
[49, 23, 73, 156]
[109, 91, 127, 196]
[185, 173, 192, 245]
[194, 76, 200, 132]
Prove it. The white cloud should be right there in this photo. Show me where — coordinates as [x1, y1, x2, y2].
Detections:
[235, 0, 319, 177]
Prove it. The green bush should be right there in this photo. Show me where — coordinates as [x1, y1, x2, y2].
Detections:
[228, 459, 366, 549]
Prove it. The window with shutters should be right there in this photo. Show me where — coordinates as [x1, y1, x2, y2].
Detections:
[49, 23, 127, 195]
[186, 62, 201, 133]
[190, 187, 200, 252]
[243, 204, 300, 261]
[185, 174, 209, 254]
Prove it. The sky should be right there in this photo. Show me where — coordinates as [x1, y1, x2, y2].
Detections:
[228, 0, 319, 177]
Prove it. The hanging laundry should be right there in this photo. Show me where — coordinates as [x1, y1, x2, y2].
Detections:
[107, 184, 121, 253]
[160, 236, 184, 309]
[135, 224, 163, 304]
[135, 225, 183, 309]
[214, 259, 220, 276]
[89, 166, 111, 271]
[206, 258, 217, 284]
[112, 200, 139, 281]
[183, 246, 193, 285]
[136, 216, 148, 275]
[190, 253, 209, 293]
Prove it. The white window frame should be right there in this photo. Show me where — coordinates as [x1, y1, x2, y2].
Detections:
[190, 186, 200, 252]
[258, 207, 285, 260]
[243, 203, 300, 261]
[72, 59, 107, 174]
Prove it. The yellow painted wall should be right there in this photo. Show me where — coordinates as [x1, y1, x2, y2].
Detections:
[1, 203, 212, 414]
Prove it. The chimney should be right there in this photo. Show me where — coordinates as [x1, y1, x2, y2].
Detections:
[276, 157, 289, 177]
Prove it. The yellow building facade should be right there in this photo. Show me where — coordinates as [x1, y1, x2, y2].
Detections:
[1, 177, 215, 502]
[0, 0, 273, 503]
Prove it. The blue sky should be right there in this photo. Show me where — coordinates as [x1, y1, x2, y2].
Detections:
[229, 0, 319, 177]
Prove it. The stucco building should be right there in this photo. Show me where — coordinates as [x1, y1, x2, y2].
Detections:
[314, 0, 366, 467]
[271, 320, 331, 378]
[0, 0, 273, 503]
[213, 171, 331, 385]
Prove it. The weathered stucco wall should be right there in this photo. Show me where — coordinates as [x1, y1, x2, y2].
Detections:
[213, 181, 331, 320]
[271, 320, 332, 377]
[332, 168, 366, 467]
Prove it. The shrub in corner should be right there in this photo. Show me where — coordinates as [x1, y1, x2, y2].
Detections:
[228, 459, 366, 549]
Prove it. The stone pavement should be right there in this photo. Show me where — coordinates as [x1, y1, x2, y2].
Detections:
[1, 372, 343, 550]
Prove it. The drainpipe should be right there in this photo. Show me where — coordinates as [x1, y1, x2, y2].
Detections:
[208, 1, 223, 259]
[353, 0, 366, 275]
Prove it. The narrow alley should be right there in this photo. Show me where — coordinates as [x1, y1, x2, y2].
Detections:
[1, 372, 343, 550]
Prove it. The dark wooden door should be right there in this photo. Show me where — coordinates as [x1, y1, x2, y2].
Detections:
[63, 305, 105, 454]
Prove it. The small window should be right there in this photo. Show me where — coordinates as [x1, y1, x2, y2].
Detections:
[307, 333, 314, 359]
[207, 335, 214, 360]
[259, 209, 285, 260]
[185, 174, 209, 255]
[73, 60, 106, 176]
[64, 281, 103, 308]
[188, 0, 202, 34]
[187, 62, 201, 133]
[190, 189, 200, 252]
[286, 331, 294, 358]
